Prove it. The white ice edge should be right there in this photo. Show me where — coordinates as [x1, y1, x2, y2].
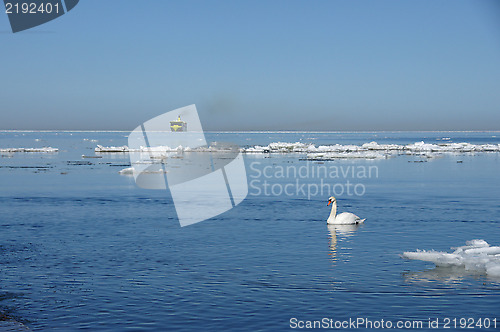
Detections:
[242, 141, 500, 153]
[402, 239, 500, 277]
[95, 141, 500, 160]
[0, 147, 59, 153]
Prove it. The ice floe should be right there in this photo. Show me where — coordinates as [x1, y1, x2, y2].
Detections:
[96, 144, 189, 153]
[96, 144, 236, 153]
[95, 145, 129, 152]
[402, 239, 500, 278]
[0, 147, 58, 153]
[118, 167, 134, 175]
[94, 141, 500, 159]
[243, 141, 500, 159]
[243, 141, 500, 154]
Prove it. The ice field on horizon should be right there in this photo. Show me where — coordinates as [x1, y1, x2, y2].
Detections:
[92, 141, 500, 160]
[0, 147, 58, 153]
[4, 139, 499, 160]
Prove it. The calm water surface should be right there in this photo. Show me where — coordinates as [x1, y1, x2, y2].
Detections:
[1, 131, 499, 331]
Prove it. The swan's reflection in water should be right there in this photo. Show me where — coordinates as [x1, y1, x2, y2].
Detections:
[328, 224, 362, 261]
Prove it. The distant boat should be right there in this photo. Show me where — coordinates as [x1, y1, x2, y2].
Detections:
[170, 116, 187, 132]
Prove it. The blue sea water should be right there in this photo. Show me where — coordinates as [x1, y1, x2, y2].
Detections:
[1, 131, 499, 331]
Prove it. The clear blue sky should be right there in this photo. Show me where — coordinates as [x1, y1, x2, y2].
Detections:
[1, 0, 500, 131]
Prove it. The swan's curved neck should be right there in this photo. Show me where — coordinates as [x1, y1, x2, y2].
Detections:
[329, 201, 337, 220]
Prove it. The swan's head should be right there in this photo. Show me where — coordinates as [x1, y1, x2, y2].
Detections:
[327, 196, 336, 206]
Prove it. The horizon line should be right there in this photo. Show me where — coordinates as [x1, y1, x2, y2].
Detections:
[1, 130, 500, 133]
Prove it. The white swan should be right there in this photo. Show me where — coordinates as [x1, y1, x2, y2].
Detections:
[327, 196, 365, 224]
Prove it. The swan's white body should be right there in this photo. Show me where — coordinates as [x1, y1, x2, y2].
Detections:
[327, 198, 365, 225]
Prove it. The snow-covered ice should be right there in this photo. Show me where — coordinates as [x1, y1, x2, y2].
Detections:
[118, 167, 134, 175]
[241, 141, 500, 154]
[0, 147, 59, 153]
[95, 145, 129, 152]
[94, 141, 500, 159]
[402, 239, 500, 278]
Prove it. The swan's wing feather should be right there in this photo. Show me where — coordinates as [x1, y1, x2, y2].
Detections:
[334, 212, 365, 224]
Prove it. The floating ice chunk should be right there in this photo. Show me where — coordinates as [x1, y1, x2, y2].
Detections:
[268, 142, 310, 152]
[99, 141, 500, 156]
[97, 145, 202, 153]
[241, 141, 500, 155]
[487, 262, 500, 277]
[95, 145, 129, 152]
[315, 144, 362, 152]
[362, 141, 402, 151]
[118, 167, 134, 175]
[0, 147, 58, 153]
[402, 250, 463, 266]
[465, 239, 489, 247]
[403, 239, 500, 278]
[452, 239, 490, 253]
[481, 144, 500, 152]
[406, 141, 440, 152]
[243, 145, 268, 153]
[461, 246, 500, 255]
